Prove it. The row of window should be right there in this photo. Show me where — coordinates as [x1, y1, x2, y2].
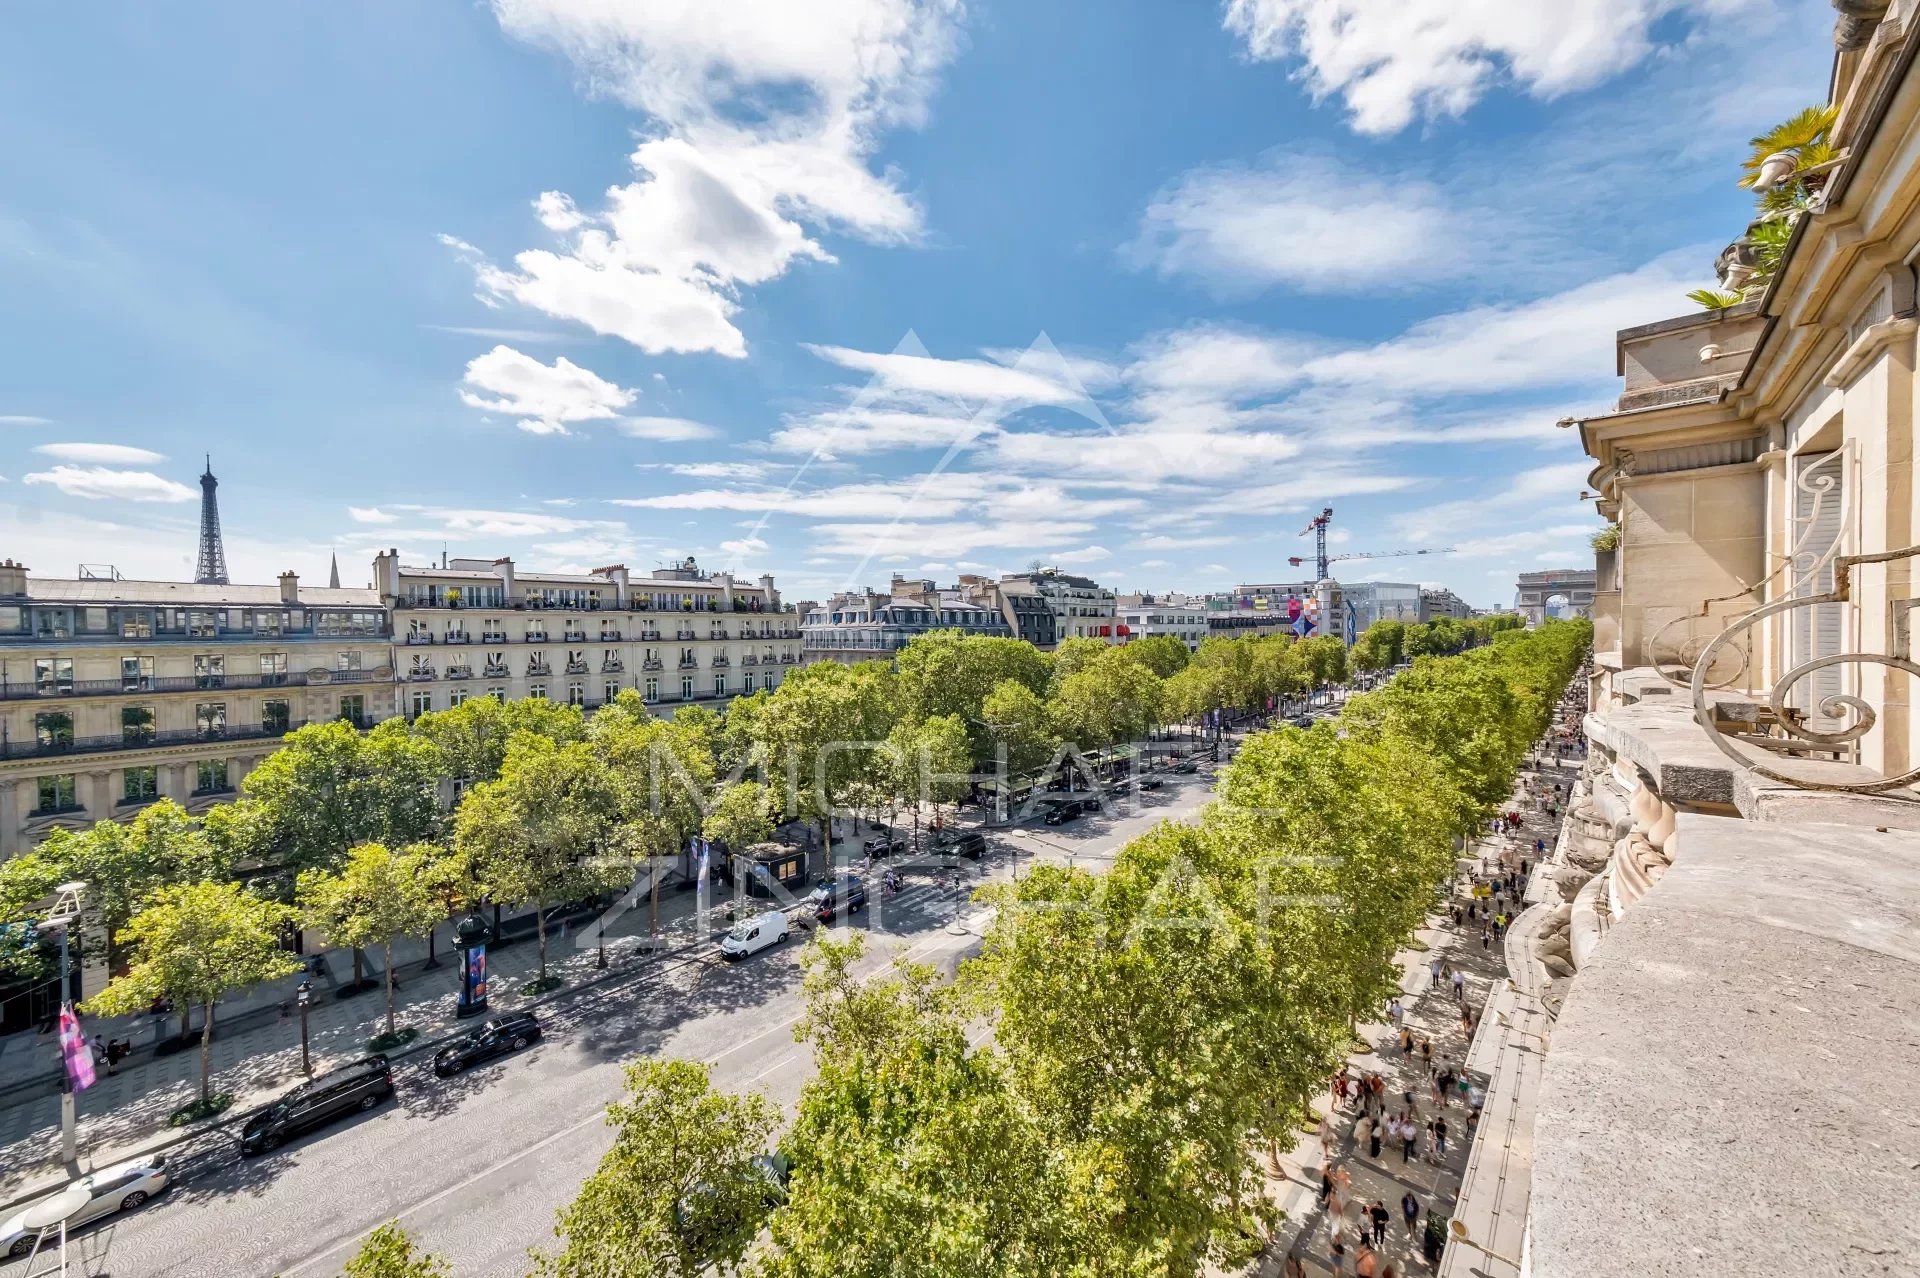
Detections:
[402, 669, 781, 717]
[28, 652, 369, 694]
[0, 606, 384, 639]
[29, 695, 368, 747]
[30, 759, 232, 814]
[397, 587, 777, 612]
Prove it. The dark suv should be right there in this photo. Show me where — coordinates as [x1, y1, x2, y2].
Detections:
[239, 1055, 393, 1155]
[932, 829, 987, 860]
[433, 1012, 542, 1077]
[811, 875, 870, 923]
[861, 828, 909, 858]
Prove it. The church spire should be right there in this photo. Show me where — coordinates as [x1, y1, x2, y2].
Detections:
[328, 551, 340, 589]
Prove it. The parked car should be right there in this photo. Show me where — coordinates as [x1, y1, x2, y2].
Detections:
[1, 1157, 170, 1256]
[433, 1012, 542, 1077]
[720, 910, 790, 959]
[1173, 759, 1199, 775]
[931, 829, 988, 860]
[239, 1056, 393, 1156]
[1105, 778, 1133, 796]
[1292, 715, 1315, 730]
[1136, 775, 1165, 792]
[811, 875, 870, 923]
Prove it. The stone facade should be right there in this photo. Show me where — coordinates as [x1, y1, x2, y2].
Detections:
[376, 553, 800, 715]
[0, 561, 394, 859]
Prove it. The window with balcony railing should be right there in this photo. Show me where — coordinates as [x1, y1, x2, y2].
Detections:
[194, 654, 225, 689]
[196, 701, 226, 737]
[122, 705, 156, 745]
[261, 699, 290, 734]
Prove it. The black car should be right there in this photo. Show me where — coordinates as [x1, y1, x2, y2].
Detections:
[1292, 715, 1315, 730]
[432, 1012, 543, 1077]
[1037, 797, 1087, 826]
[1173, 759, 1199, 774]
[932, 829, 988, 860]
[1106, 778, 1133, 796]
[1136, 775, 1165, 792]
[811, 875, 869, 922]
[239, 1055, 392, 1155]
[861, 829, 909, 858]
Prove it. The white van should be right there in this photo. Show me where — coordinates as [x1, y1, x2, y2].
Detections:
[719, 910, 790, 960]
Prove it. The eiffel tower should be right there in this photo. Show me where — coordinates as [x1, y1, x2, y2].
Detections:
[194, 456, 230, 585]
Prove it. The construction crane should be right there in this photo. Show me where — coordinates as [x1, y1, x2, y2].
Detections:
[1297, 507, 1335, 581]
[1286, 547, 1457, 570]
[1292, 506, 1454, 577]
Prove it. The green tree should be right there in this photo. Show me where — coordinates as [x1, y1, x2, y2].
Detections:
[85, 882, 301, 1104]
[1046, 637, 1108, 692]
[454, 737, 629, 987]
[5, 800, 229, 972]
[979, 678, 1057, 781]
[592, 704, 717, 938]
[751, 663, 893, 874]
[298, 842, 444, 1038]
[1118, 634, 1191, 678]
[344, 1221, 450, 1278]
[760, 934, 1085, 1278]
[702, 781, 779, 854]
[1050, 649, 1163, 752]
[409, 694, 587, 785]
[893, 631, 1052, 763]
[537, 1059, 777, 1278]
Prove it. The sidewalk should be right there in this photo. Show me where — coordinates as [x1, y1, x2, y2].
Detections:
[0, 868, 754, 1206]
[1226, 750, 1563, 1275]
[0, 808, 979, 1210]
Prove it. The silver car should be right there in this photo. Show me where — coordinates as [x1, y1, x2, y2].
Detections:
[0, 1156, 170, 1256]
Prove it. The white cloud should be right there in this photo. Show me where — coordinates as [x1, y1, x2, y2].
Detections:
[32, 442, 165, 465]
[1297, 256, 1700, 396]
[771, 405, 982, 456]
[0, 415, 52, 426]
[611, 416, 720, 442]
[1133, 155, 1464, 292]
[458, 344, 636, 435]
[534, 191, 587, 233]
[809, 518, 1097, 559]
[1050, 545, 1111, 565]
[990, 426, 1299, 483]
[805, 344, 1087, 407]
[423, 324, 584, 342]
[720, 535, 769, 559]
[1139, 558, 1171, 569]
[465, 0, 965, 356]
[1222, 0, 1751, 135]
[1391, 461, 1594, 543]
[647, 460, 780, 480]
[1131, 533, 1231, 550]
[22, 466, 196, 503]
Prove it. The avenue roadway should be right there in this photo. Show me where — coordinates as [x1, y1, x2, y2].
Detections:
[4, 764, 1232, 1278]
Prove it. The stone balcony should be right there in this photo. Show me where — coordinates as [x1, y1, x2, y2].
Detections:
[1530, 812, 1920, 1277]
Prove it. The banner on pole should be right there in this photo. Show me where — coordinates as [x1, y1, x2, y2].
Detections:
[58, 1005, 94, 1092]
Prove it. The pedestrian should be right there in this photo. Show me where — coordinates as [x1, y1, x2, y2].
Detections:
[1285, 1252, 1307, 1278]
[1401, 1191, 1420, 1238]
[1368, 1116, 1384, 1159]
[1419, 1036, 1432, 1070]
[90, 1035, 107, 1073]
[1369, 1200, 1391, 1247]
[1481, 925, 1491, 950]
[1435, 1115, 1449, 1157]
[1353, 1111, 1372, 1155]
[1399, 1119, 1416, 1164]
[1452, 969, 1466, 1003]
[1329, 1235, 1347, 1275]
[1320, 1168, 1335, 1208]
[1354, 1240, 1378, 1278]
[1428, 957, 1442, 985]
[1388, 996, 1404, 1027]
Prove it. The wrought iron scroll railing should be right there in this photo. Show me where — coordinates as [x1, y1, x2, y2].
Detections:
[1690, 543, 1920, 795]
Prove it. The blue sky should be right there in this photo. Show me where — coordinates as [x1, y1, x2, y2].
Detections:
[0, 1, 1834, 607]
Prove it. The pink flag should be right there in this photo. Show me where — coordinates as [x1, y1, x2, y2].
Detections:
[58, 1005, 94, 1092]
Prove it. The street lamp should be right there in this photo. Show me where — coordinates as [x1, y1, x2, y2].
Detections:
[296, 979, 312, 1076]
[38, 880, 86, 1175]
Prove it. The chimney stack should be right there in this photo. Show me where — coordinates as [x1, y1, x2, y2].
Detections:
[278, 571, 299, 605]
